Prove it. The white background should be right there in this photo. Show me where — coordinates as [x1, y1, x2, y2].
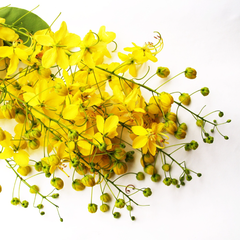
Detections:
[0, 0, 240, 239]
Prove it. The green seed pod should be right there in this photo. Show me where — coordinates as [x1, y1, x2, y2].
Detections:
[156, 67, 170, 78]
[88, 203, 98, 213]
[136, 172, 145, 181]
[30, 185, 39, 194]
[162, 163, 171, 172]
[113, 212, 121, 218]
[115, 199, 125, 208]
[100, 193, 111, 203]
[100, 204, 109, 212]
[179, 93, 191, 105]
[185, 67, 197, 79]
[151, 173, 161, 182]
[143, 188, 152, 197]
[72, 179, 85, 191]
[51, 178, 64, 190]
[201, 87, 210, 96]
[21, 200, 29, 208]
[82, 175, 95, 187]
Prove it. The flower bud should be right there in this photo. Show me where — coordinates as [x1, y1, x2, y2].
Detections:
[15, 108, 26, 123]
[125, 151, 134, 162]
[165, 120, 178, 135]
[171, 178, 178, 185]
[184, 143, 191, 151]
[37, 204, 44, 209]
[162, 163, 171, 172]
[142, 153, 155, 164]
[196, 119, 204, 127]
[185, 67, 197, 79]
[100, 204, 109, 212]
[100, 193, 111, 202]
[28, 138, 40, 150]
[48, 155, 60, 166]
[205, 136, 214, 144]
[186, 175, 192, 181]
[98, 142, 106, 151]
[51, 178, 64, 190]
[1, 104, 15, 119]
[72, 179, 85, 191]
[136, 172, 145, 180]
[68, 130, 78, 141]
[113, 162, 127, 175]
[127, 205, 133, 211]
[165, 112, 177, 122]
[30, 185, 39, 194]
[219, 111, 224, 117]
[113, 148, 126, 161]
[201, 87, 210, 96]
[17, 166, 31, 176]
[151, 173, 161, 182]
[51, 193, 59, 198]
[190, 140, 199, 150]
[175, 128, 186, 139]
[179, 93, 191, 105]
[163, 177, 172, 186]
[113, 212, 121, 218]
[0, 185, 2, 193]
[21, 200, 29, 208]
[0, 128, 6, 141]
[179, 123, 188, 131]
[88, 203, 98, 213]
[71, 157, 80, 168]
[144, 165, 156, 175]
[156, 67, 170, 78]
[11, 197, 20, 205]
[82, 175, 95, 187]
[75, 163, 88, 175]
[115, 199, 125, 208]
[29, 129, 41, 139]
[143, 188, 152, 197]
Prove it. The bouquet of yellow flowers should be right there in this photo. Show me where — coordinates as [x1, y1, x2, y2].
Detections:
[0, 5, 230, 221]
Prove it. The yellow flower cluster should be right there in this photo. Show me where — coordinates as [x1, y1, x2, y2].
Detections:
[0, 9, 229, 220]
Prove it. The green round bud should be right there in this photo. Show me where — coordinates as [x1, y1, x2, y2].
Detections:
[185, 67, 197, 79]
[196, 119, 204, 127]
[162, 163, 171, 172]
[186, 175, 192, 181]
[100, 204, 109, 212]
[82, 175, 96, 187]
[68, 130, 78, 141]
[200, 87, 210, 96]
[180, 181, 185, 186]
[34, 161, 42, 172]
[227, 119, 231, 123]
[185, 143, 191, 151]
[88, 203, 98, 213]
[218, 111, 224, 117]
[184, 169, 190, 174]
[71, 158, 80, 168]
[115, 199, 125, 208]
[125, 151, 134, 162]
[51, 178, 64, 190]
[224, 136, 229, 140]
[174, 128, 186, 139]
[120, 143, 126, 149]
[37, 204, 44, 209]
[156, 67, 170, 78]
[21, 200, 29, 208]
[205, 136, 214, 144]
[144, 165, 157, 175]
[29, 129, 41, 139]
[179, 123, 188, 131]
[131, 216, 136, 221]
[190, 140, 199, 150]
[40, 211, 45, 215]
[197, 173, 202, 177]
[163, 177, 172, 186]
[11, 197, 20, 205]
[143, 188, 152, 197]
[30, 185, 39, 194]
[179, 93, 191, 105]
[171, 178, 178, 185]
[51, 193, 59, 198]
[60, 218, 63, 222]
[100, 193, 111, 203]
[113, 212, 121, 218]
[151, 173, 161, 182]
[127, 205, 133, 211]
[136, 172, 145, 180]
[72, 179, 85, 191]
[45, 172, 51, 178]
[98, 142, 107, 151]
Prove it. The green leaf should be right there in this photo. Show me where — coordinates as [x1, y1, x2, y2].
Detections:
[0, 6, 49, 46]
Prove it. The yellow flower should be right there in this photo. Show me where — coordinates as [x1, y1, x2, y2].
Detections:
[132, 123, 169, 156]
[0, 18, 19, 41]
[34, 21, 81, 69]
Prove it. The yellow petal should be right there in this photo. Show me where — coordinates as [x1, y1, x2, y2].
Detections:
[56, 48, 69, 69]
[96, 115, 104, 134]
[132, 126, 148, 136]
[13, 150, 29, 166]
[34, 35, 55, 46]
[15, 47, 28, 60]
[132, 135, 148, 149]
[62, 104, 79, 120]
[0, 46, 13, 57]
[104, 115, 119, 135]
[7, 54, 19, 75]
[0, 147, 13, 159]
[54, 21, 68, 43]
[23, 92, 40, 106]
[42, 47, 57, 68]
